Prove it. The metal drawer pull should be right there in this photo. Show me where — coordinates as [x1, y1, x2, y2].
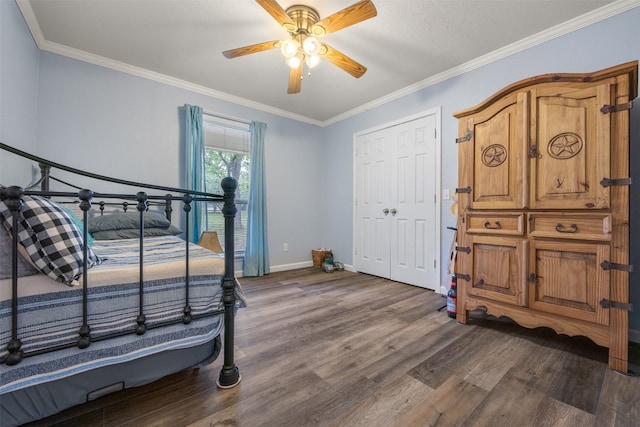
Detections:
[484, 221, 502, 229]
[555, 223, 578, 233]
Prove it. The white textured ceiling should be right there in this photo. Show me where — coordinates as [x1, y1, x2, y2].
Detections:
[17, 0, 633, 126]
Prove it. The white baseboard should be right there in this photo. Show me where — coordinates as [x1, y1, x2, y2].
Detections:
[269, 261, 314, 272]
[267, 262, 357, 273]
[629, 328, 640, 344]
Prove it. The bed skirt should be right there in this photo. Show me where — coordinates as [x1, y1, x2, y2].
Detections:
[1, 334, 221, 426]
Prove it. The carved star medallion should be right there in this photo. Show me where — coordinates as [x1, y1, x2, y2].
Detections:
[481, 144, 507, 167]
[548, 132, 583, 159]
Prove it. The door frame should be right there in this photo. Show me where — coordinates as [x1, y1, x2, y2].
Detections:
[352, 107, 442, 292]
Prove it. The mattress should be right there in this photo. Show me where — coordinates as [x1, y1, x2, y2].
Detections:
[0, 235, 226, 396]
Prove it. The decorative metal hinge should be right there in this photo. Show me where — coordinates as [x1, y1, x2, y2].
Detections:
[456, 131, 472, 143]
[600, 261, 634, 272]
[457, 246, 471, 254]
[600, 102, 633, 114]
[600, 177, 632, 187]
[600, 299, 634, 311]
[456, 187, 471, 194]
[454, 273, 471, 282]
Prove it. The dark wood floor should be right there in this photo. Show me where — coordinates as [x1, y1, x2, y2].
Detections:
[28, 268, 640, 426]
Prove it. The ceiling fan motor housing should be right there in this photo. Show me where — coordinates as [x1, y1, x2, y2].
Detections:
[284, 5, 325, 37]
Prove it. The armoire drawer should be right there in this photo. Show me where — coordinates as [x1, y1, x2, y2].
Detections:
[466, 212, 524, 236]
[528, 212, 611, 241]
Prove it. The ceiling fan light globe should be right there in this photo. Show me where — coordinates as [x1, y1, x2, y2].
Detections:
[306, 55, 321, 68]
[286, 55, 302, 69]
[302, 37, 321, 56]
[280, 39, 299, 58]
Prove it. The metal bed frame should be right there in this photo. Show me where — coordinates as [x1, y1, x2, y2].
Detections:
[0, 142, 241, 389]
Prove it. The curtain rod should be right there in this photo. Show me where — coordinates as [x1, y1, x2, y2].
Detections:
[203, 109, 251, 125]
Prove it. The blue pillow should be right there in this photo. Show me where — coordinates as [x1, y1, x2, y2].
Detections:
[91, 224, 183, 240]
[88, 212, 171, 233]
[60, 205, 95, 247]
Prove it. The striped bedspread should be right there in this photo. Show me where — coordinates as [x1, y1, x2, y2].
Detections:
[0, 236, 226, 394]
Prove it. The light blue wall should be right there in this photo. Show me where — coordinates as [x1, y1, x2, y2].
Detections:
[0, 0, 39, 185]
[1, 0, 323, 271]
[34, 52, 324, 269]
[322, 7, 640, 334]
[2, 0, 639, 335]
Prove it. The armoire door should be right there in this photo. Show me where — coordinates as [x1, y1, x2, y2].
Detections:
[528, 239, 610, 325]
[458, 92, 528, 211]
[465, 234, 527, 306]
[529, 84, 611, 209]
[355, 112, 440, 290]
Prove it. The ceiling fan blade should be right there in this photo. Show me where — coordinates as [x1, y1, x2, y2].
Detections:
[321, 44, 367, 78]
[255, 0, 296, 31]
[312, 0, 377, 36]
[287, 64, 303, 94]
[223, 40, 280, 58]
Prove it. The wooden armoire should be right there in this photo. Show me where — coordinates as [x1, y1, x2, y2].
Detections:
[453, 61, 637, 372]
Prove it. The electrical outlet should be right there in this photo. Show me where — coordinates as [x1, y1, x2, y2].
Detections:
[283, 243, 288, 252]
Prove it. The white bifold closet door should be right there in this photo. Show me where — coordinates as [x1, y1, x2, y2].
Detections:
[354, 112, 440, 290]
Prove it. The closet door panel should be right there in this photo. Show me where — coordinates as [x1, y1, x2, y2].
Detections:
[355, 133, 391, 278]
[391, 121, 437, 288]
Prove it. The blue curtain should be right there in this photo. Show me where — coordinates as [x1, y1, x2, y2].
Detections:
[184, 104, 205, 243]
[243, 121, 269, 276]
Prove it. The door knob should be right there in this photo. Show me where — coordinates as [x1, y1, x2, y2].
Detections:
[390, 208, 397, 215]
[383, 208, 389, 215]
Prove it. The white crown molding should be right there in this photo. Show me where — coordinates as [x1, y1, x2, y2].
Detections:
[15, 0, 323, 126]
[16, 0, 44, 45]
[16, 0, 640, 128]
[324, 0, 640, 127]
[47, 40, 325, 126]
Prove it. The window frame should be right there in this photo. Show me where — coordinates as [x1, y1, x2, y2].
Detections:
[202, 114, 251, 257]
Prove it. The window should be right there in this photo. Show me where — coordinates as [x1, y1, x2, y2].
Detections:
[202, 114, 250, 255]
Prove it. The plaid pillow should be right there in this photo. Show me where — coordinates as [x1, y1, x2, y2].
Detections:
[0, 228, 39, 280]
[0, 195, 103, 285]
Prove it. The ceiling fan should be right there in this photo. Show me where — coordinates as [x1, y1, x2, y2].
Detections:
[223, 0, 377, 94]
